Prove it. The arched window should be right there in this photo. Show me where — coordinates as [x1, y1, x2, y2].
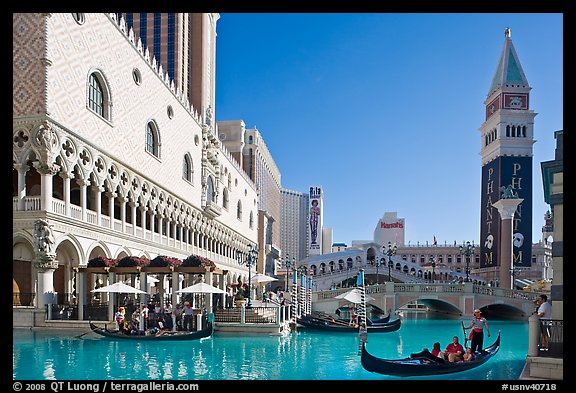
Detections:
[237, 201, 242, 220]
[506, 125, 510, 137]
[183, 154, 192, 182]
[248, 135, 253, 144]
[145, 121, 160, 157]
[87, 71, 112, 121]
[522, 126, 526, 137]
[249, 211, 254, 229]
[207, 176, 215, 203]
[512, 125, 516, 137]
[88, 73, 104, 116]
[223, 188, 229, 209]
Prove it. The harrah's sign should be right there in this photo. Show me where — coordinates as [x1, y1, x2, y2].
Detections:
[380, 221, 404, 229]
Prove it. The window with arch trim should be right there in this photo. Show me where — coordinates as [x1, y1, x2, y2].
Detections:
[207, 176, 215, 204]
[249, 211, 253, 229]
[183, 154, 193, 183]
[87, 71, 111, 121]
[145, 121, 160, 158]
[222, 188, 229, 209]
[237, 201, 242, 220]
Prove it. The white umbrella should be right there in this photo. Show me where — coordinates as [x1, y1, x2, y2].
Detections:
[250, 273, 278, 284]
[335, 288, 375, 304]
[176, 282, 226, 294]
[91, 281, 147, 294]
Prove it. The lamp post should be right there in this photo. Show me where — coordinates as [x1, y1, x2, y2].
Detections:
[384, 241, 397, 282]
[375, 257, 384, 285]
[237, 244, 258, 308]
[459, 241, 475, 282]
[510, 264, 516, 289]
[429, 256, 436, 283]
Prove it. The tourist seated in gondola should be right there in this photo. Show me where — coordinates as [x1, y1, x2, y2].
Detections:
[445, 336, 464, 362]
[463, 347, 474, 362]
[431, 342, 446, 360]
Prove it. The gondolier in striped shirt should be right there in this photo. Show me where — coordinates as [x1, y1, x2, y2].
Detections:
[464, 309, 491, 353]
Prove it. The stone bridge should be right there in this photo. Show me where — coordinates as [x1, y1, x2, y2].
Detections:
[311, 281, 540, 320]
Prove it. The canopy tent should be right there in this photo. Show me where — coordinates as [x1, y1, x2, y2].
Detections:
[176, 282, 226, 294]
[250, 273, 278, 284]
[91, 282, 148, 294]
[335, 288, 375, 303]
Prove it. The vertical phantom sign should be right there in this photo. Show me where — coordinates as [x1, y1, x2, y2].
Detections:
[308, 186, 323, 256]
[480, 157, 532, 269]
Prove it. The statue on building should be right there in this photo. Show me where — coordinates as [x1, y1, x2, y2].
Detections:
[34, 219, 55, 255]
[500, 185, 518, 199]
[205, 105, 213, 127]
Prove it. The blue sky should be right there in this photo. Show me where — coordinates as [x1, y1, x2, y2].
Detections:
[215, 13, 563, 246]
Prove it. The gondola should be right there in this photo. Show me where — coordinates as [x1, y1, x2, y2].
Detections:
[89, 321, 213, 341]
[297, 313, 401, 333]
[360, 331, 500, 377]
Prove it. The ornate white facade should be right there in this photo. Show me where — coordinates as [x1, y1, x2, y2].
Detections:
[13, 13, 258, 308]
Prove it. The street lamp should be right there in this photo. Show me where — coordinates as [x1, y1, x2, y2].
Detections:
[284, 254, 294, 292]
[384, 241, 397, 282]
[237, 244, 258, 308]
[459, 241, 475, 282]
[429, 256, 436, 283]
[375, 257, 384, 285]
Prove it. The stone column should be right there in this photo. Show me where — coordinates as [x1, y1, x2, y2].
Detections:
[107, 191, 116, 229]
[129, 201, 137, 235]
[140, 206, 148, 239]
[492, 198, 523, 289]
[33, 219, 58, 312]
[119, 196, 127, 233]
[76, 269, 86, 320]
[108, 272, 116, 321]
[77, 178, 89, 221]
[36, 164, 58, 212]
[14, 163, 29, 211]
[171, 270, 179, 332]
[63, 174, 71, 216]
[35, 257, 58, 312]
[94, 185, 103, 226]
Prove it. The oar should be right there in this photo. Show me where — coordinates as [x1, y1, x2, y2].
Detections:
[75, 321, 96, 338]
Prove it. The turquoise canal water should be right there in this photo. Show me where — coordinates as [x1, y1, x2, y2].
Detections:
[13, 317, 528, 380]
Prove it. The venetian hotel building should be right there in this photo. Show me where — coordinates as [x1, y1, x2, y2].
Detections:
[13, 13, 259, 313]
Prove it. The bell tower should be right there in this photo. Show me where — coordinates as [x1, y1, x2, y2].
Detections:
[479, 28, 536, 284]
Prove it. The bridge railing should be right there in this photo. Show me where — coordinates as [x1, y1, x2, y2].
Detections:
[315, 282, 542, 303]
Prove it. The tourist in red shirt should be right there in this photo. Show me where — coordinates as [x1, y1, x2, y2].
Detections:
[445, 336, 464, 362]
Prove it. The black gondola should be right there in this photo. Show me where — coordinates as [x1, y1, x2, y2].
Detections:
[89, 321, 213, 341]
[360, 331, 500, 377]
[297, 314, 401, 333]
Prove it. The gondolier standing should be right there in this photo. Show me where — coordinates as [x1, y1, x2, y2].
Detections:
[464, 309, 491, 353]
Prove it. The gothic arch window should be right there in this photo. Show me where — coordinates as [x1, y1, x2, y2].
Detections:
[222, 187, 229, 209]
[206, 176, 215, 204]
[87, 71, 111, 121]
[249, 211, 254, 229]
[522, 125, 526, 137]
[512, 125, 516, 137]
[145, 121, 160, 158]
[494, 129, 497, 140]
[183, 154, 193, 183]
[506, 125, 510, 137]
[237, 200, 242, 220]
[248, 135, 253, 144]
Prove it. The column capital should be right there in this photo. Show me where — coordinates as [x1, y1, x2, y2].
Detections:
[34, 255, 59, 271]
[492, 198, 524, 220]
